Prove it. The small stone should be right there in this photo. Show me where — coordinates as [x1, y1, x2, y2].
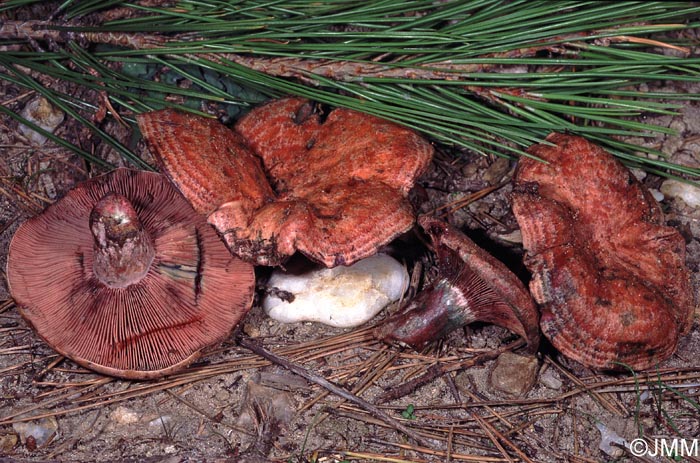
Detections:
[488, 351, 539, 396]
[539, 368, 563, 390]
[0, 433, 18, 452]
[482, 157, 511, 184]
[262, 254, 409, 328]
[18, 97, 65, 145]
[629, 168, 647, 182]
[660, 179, 700, 208]
[461, 163, 479, 178]
[596, 422, 626, 458]
[214, 389, 231, 403]
[148, 416, 172, 428]
[110, 406, 140, 425]
[682, 105, 700, 134]
[12, 415, 59, 448]
[242, 321, 261, 338]
[649, 189, 664, 203]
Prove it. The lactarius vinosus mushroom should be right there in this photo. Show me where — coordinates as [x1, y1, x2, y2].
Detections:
[138, 97, 434, 267]
[375, 215, 540, 352]
[7, 169, 255, 379]
[512, 133, 694, 370]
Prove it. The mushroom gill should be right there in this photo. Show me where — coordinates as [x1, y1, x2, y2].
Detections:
[375, 215, 540, 352]
[7, 169, 255, 379]
[511, 133, 694, 371]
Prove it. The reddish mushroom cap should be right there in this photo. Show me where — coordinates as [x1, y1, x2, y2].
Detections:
[7, 168, 255, 379]
[235, 97, 431, 197]
[137, 109, 274, 216]
[512, 133, 693, 370]
[138, 97, 434, 267]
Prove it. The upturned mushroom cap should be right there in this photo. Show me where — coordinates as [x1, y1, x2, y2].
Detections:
[512, 133, 693, 370]
[7, 168, 255, 379]
[138, 97, 434, 267]
[375, 215, 540, 351]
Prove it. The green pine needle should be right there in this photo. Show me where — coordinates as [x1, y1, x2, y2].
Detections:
[1, 0, 700, 178]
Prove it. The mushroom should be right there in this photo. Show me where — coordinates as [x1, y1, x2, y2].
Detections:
[262, 254, 409, 328]
[7, 168, 255, 379]
[511, 133, 694, 370]
[137, 97, 434, 267]
[375, 215, 540, 352]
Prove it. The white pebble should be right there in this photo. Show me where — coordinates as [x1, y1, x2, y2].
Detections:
[19, 97, 65, 145]
[263, 254, 409, 328]
[649, 188, 665, 203]
[660, 179, 700, 208]
[110, 406, 140, 425]
[12, 416, 58, 447]
[630, 168, 647, 181]
[596, 422, 626, 458]
[539, 369, 563, 390]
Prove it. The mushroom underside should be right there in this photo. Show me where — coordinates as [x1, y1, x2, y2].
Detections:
[375, 215, 540, 352]
[7, 169, 255, 379]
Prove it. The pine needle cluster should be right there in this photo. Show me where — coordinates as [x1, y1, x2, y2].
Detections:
[1, 1, 700, 177]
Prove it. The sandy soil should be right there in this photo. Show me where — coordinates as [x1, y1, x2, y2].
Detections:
[0, 43, 699, 463]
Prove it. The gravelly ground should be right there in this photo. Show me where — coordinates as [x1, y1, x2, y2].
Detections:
[0, 54, 699, 463]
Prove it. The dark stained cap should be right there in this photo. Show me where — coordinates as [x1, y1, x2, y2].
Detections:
[512, 133, 693, 370]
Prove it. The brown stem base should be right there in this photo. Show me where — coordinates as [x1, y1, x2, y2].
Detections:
[90, 192, 155, 288]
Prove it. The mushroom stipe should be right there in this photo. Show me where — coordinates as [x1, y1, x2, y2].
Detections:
[7, 169, 255, 380]
[375, 215, 540, 352]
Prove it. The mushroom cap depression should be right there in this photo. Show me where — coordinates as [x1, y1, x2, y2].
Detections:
[138, 97, 434, 267]
[7, 169, 255, 379]
[511, 133, 693, 370]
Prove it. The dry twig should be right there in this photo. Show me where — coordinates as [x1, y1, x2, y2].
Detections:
[378, 340, 525, 403]
[237, 335, 431, 448]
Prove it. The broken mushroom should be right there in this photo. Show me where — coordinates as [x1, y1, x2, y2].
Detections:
[7, 168, 255, 379]
[375, 215, 540, 352]
[512, 133, 694, 370]
[262, 254, 409, 328]
[138, 97, 434, 267]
